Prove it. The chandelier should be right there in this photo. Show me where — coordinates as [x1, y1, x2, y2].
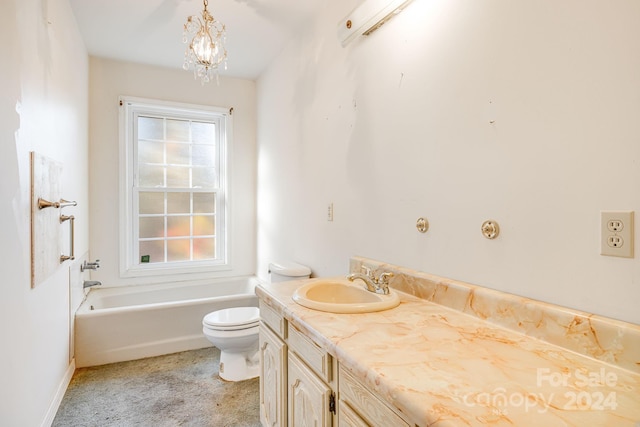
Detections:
[182, 0, 227, 84]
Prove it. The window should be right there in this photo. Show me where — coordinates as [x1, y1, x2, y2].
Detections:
[120, 97, 231, 277]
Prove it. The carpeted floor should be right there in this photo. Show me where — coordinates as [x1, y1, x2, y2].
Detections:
[53, 347, 261, 427]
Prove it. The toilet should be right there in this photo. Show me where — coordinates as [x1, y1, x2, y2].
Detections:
[202, 261, 311, 381]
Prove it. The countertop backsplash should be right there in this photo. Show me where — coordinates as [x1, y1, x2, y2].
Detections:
[350, 256, 640, 374]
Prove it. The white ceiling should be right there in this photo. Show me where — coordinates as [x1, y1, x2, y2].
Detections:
[69, 0, 324, 80]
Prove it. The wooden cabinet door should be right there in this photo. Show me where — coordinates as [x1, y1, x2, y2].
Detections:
[260, 323, 287, 427]
[288, 352, 332, 427]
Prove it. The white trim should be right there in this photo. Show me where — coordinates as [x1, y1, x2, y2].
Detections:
[118, 96, 232, 279]
[40, 359, 75, 427]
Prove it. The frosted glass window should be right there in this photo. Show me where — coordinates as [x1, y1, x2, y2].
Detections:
[139, 217, 165, 238]
[138, 140, 164, 164]
[139, 240, 164, 264]
[166, 167, 190, 188]
[139, 192, 164, 214]
[166, 119, 190, 141]
[167, 239, 191, 262]
[138, 117, 163, 140]
[167, 216, 190, 238]
[192, 145, 215, 167]
[193, 216, 215, 236]
[167, 193, 190, 214]
[123, 98, 228, 272]
[192, 122, 215, 143]
[192, 167, 217, 188]
[166, 143, 190, 165]
[139, 165, 165, 187]
[193, 193, 215, 214]
[193, 238, 215, 260]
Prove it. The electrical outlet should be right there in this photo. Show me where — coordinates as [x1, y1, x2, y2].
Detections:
[601, 211, 634, 258]
[607, 220, 624, 232]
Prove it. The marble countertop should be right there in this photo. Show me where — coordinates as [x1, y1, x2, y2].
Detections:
[256, 277, 640, 427]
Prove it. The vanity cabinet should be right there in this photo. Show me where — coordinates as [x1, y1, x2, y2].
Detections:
[259, 299, 410, 427]
[259, 301, 336, 427]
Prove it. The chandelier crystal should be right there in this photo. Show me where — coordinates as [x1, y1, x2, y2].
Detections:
[182, 0, 227, 84]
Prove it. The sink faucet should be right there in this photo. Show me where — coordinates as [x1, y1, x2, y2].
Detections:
[347, 266, 394, 295]
[346, 269, 378, 293]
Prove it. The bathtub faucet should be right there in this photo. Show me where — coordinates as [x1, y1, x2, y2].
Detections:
[81, 259, 100, 272]
[83, 280, 102, 289]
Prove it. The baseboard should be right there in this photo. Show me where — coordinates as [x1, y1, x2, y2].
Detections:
[40, 358, 75, 427]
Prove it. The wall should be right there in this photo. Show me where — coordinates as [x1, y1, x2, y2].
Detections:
[0, 0, 89, 425]
[256, 0, 640, 325]
[89, 58, 256, 287]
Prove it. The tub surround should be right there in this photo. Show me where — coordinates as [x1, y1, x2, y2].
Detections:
[256, 258, 640, 426]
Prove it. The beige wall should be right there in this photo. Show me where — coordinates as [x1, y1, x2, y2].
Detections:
[257, 0, 640, 324]
[0, 0, 89, 425]
[88, 58, 257, 286]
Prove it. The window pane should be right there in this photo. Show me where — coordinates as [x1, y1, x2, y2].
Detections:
[193, 193, 215, 214]
[166, 142, 190, 165]
[139, 240, 164, 264]
[166, 166, 190, 187]
[193, 215, 215, 236]
[192, 167, 216, 188]
[192, 122, 215, 144]
[138, 140, 164, 164]
[167, 239, 190, 262]
[138, 116, 163, 140]
[166, 119, 190, 142]
[167, 216, 190, 237]
[139, 192, 164, 214]
[167, 192, 190, 214]
[193, 238, 215, 260]
[139, 164, 165, 187]
[139, 217, 164, 238]
[192, 144, 215, 167]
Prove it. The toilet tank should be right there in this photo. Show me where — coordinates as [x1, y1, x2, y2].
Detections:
[269, 261, 311, 283]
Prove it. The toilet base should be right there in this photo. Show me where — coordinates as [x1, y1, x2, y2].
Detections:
[218, 348, 260, 382]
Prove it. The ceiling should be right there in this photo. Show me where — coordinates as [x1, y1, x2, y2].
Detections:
[69, 0, 324, 80]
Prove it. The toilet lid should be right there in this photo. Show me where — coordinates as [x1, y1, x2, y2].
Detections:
[203, 307, 260, 330]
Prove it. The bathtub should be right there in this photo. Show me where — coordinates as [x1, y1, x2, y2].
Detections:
[74, 276, 261, 367]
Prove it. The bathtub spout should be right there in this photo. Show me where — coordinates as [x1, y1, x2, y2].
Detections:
[83, 280, 102, 289]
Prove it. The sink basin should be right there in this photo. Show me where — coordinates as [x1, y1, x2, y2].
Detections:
[292, 279, 400, 314]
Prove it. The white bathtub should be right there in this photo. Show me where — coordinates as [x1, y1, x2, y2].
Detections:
[75, 276, 261, 367]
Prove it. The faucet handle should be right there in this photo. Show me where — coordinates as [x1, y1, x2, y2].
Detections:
[360, 265, 371, 276]
[378, 272, 394, 285]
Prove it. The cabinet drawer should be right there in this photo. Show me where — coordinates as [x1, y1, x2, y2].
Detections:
[338, 400, 368, 427]
[339, 365, 410, 427]
[259, 300, 286, 339]
[287, 323, 332, 383]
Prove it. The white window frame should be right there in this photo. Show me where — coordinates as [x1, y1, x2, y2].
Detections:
[119, 96, 232, 278]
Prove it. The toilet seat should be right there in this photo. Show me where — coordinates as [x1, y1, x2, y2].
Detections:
[203, 307, 260, 331]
